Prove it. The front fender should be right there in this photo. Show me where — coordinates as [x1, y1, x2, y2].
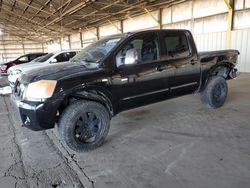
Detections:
[69, 86, 118, 117]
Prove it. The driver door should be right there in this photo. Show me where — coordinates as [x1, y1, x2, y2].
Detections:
[112, 32, 170, 110]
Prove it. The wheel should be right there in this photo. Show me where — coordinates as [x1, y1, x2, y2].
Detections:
[201, 76, 228, 108]
[58, 100, 110, 152]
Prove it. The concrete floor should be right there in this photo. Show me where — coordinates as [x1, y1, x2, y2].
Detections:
[0, 74, 250, 188]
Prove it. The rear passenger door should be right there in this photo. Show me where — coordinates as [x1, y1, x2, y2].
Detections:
[161, 30, 200, 95]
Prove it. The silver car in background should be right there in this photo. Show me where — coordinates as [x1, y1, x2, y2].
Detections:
[8, 49, 80, 87]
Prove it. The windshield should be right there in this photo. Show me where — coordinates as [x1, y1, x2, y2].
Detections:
[37, 53, 54, 63]
[71, 37, 122, 64]
[30, 56, 43, 63]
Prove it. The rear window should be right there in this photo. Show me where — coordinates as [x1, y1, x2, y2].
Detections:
[164, 33, 190, 58]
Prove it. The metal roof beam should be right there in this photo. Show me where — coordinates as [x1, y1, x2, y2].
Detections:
[35, 0, 94, 33]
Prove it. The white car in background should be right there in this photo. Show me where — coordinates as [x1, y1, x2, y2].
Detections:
[8, 49, 80, 87]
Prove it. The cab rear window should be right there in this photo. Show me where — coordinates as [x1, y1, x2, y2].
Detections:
[164, 33, 190, 58]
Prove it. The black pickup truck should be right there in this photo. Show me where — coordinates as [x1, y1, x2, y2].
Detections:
[13, 29, 239, 152]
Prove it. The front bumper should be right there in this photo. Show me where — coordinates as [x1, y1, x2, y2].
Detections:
[13, 96, 62, 131]
[8, 74, 19, 88]
[0, 68, 7, 74]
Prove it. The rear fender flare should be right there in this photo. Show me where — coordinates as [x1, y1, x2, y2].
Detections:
[200, 61, 233, 92]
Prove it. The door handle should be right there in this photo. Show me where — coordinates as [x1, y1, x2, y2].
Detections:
[156, 65, 165, 72]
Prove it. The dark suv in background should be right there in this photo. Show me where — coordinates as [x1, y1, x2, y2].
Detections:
[0, 52, 47, 74]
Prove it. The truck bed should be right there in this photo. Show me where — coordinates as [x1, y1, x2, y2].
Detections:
[199, 49, 239, 64]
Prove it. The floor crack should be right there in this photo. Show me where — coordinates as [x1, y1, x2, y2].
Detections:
[46, 130, 95, 188]
[3, 96, 29, 187]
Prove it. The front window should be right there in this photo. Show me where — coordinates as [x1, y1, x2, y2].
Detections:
[37, 53, 54, 63]
[71, 36, 122, 65]
[30, 56, 44, 63]
[116, 33, 160, 67]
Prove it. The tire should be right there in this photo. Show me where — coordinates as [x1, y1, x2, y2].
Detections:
[58, 100, 110, 152]
[201, 76, 228, 108]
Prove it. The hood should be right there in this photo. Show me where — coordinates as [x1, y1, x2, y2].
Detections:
[2, 60, 16, 66]
[21, 61, 94, 83]
[8, 61, 41, 72]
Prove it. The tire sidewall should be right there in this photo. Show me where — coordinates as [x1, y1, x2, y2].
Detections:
[202, 76, 228, 108]
[58, 101, 110, 152]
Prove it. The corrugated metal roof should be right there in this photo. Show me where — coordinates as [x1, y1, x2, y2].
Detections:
[0, 0, 187, 42]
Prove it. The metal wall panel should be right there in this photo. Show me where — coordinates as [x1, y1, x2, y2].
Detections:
[82, 29, 97, 47]
[99, 22, 121, 37]
[234, 10, 250, 29]
[231, 29, 250, 72]
[246, 0, 250, 8]
[235, 0, 245, 10]
[47, 42, 61, 53]
[193, 0, 227, 18]
[123, 11, 159, 32]
[193, 32, 227, 51]
[70, 33, 82, 49]
[193, 29, 250, 72]
[172, 1, 192, 22]
[162, 7, 171, 24]
[0, 36, 44, 62]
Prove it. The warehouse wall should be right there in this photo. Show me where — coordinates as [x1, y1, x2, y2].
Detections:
[0, 36, 45, 63]
[47, 0, 250, 72]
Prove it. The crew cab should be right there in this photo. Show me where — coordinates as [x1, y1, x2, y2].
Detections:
[0, 52, 47, 74]
[12, 30, 239, 152]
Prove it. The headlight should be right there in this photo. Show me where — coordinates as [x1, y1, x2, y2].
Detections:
[10, 69, 22, 75]
[0, 65, 7, 71]
[25, 80, 57, 101]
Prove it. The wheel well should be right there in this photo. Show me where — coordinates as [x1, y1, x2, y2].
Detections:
[211, 64, 231, 79]
[57, 92, 114, 120]
[200, 63, 231, 92]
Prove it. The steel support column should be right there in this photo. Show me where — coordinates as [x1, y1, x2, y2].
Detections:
[80, 32, 83, 48]
[224, 0, 234, 48]
[96, 27, 100, 40]
[68, 35, 71, 49]
[120, 20, 124, 33]
[59, 38, 62, 50]
[158, 8, 163, 29]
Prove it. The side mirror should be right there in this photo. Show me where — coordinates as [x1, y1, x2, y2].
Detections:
[125, 48, 138, 65]
[50, 58, 57, 63]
